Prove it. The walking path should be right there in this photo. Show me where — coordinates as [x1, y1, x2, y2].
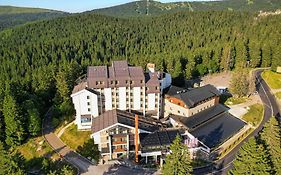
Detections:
[42, 108, 94, 174]
[57, 120, 75, 138]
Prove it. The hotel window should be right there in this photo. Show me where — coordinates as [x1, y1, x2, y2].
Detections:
[81, 117, 91, 123]
[87, 102, 90, 106]
[140, 80, 143, 84]
[88, 108, 91, 112]
[87, 96, 90, 99]
[111, 80, 114, 85]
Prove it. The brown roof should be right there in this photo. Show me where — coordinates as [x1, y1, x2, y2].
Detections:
[92, 109, 163, 133]
[72, 81, 87, 94]
[87, 66, 108, 79]
[86, 60, 145, 89]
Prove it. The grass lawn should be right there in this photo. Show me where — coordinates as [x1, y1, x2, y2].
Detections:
[60, 124, 91, 150]
[17, 136, 59, 161]
[17, 136, 60, 172]
[225, 96, 248, 105]
[275, 92, 281, 99]
[261, 70, 281, 89]
[242, 104, 264, 126]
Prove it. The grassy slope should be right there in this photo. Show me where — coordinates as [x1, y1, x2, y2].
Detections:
[0, 6, 66, 31]
[276, 92, 281, 99]
[60, 124, 91, 150]
[93, 0, 281, 17]
[0, 6, 64, 14]
[242, 104, 263, 126]
[262, 70, 281, 89]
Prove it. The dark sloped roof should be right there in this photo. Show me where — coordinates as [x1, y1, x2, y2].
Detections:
[165, 84, 220, 108]
[140, 129, 180, 147]
[92, 109, 163, 133]
[171, 104, 228, 130]
[190, 113, 246, 149]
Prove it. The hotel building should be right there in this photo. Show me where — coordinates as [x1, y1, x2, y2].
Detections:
[71, 60, 171, 130]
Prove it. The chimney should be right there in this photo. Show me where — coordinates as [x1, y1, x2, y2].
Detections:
[135, 114, 139, 163]
[147, 63, 155, 73]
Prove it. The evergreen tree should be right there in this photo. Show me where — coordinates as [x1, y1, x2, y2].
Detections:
[260, 117, 281, 175]
[0, 141, 25, 175]
[229, 137, 271, 175]
[3, 92, 25, 146]
[0, 113, 4, 142]
[229, 68, 249, 97]
[77, 139, 100, 162]
[23, 100, 41, 136]
[162, 135, 192, 175]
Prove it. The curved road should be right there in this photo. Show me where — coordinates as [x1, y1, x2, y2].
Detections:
[42, 108, 94, 174]
[194, 69, 281, 175]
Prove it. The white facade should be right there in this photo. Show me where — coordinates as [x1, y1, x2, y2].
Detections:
[133, 87, 141, 110]
[71, 89, 99, 130]
[147, 93, 156, 111]
[104, 88, 112, 111]
[118, 87, 127, 110]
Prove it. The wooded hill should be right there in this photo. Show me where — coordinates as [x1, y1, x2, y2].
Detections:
[0, 6, 66, 31]
[0, 7, 280, 159]
[93, 0, 281, 17]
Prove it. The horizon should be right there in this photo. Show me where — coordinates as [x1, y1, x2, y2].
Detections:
[0, 0, 220, 13]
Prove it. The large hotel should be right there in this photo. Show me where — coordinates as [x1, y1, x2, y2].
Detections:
[71, 60, 171, 130]
[71, 60, 248, 163]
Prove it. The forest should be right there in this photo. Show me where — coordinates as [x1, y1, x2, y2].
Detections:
[0, 9, 280, 173]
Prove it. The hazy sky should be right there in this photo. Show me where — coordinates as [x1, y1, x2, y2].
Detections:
[0, 0, 219, 13]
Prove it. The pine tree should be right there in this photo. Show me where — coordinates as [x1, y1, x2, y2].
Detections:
[0, 141, 25, 175]
[162, 135, 193, 175]
[260, 117, 281, 175]
[3, 93, 25, 147]
[229, 137, 271, 175]
[229, 68, 249, 97]
[23, 100, 41, 136]
[77, 139, 100, 162]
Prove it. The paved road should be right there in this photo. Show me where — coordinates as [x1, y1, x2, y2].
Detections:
[194, 69, 281, 175]
[42, 108, 94, 174]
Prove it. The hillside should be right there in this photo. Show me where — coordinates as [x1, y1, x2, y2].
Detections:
[93, 0, 281, 17]
[0, 6, 66, 31]
[0, 9, 280, 172]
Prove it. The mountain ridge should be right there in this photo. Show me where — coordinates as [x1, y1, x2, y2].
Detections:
[92, 0, 281, 17]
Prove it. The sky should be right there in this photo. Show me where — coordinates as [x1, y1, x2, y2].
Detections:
[0, 0, 218, 13]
